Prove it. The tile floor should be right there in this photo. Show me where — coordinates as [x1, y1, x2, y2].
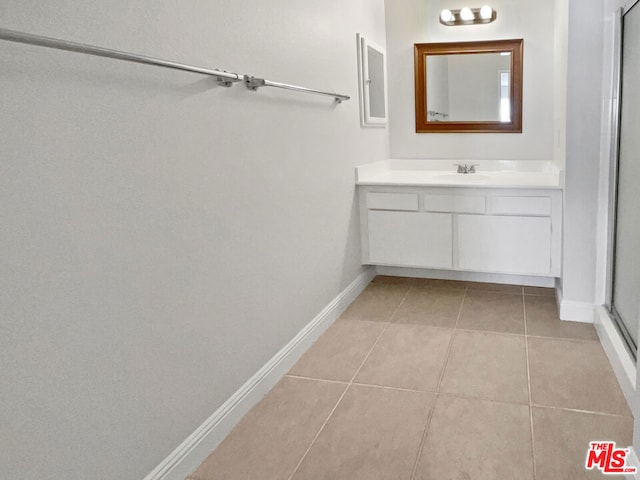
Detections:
[188, 276, 633, 480]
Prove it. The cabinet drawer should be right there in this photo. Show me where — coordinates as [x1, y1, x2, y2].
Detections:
[491, 196, 551, 216]
[366, 192, 419, 211]
[425, 194, 485, 214]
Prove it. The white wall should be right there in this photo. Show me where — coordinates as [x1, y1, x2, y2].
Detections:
[560, 0, 605, 309]
[385, 0, 558, 160]
[553, 0, 569, 166]
[0, 1, 387, 479]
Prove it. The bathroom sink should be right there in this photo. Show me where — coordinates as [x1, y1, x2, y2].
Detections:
[355, 160, 563, 188]
[434, 174, 491, 182]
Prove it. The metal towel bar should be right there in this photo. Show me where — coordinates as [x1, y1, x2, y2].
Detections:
[0, 27, 350, 102]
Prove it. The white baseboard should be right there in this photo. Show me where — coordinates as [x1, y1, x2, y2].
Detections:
[558, 301, 595, 323]
[594, 305, 636, 414]
[556, 288, 595, 323]
[143, 267, 376, 480]
[375, 266, 556, 287]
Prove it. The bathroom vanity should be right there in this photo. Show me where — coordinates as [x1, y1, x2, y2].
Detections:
[357, 160, 563, 277]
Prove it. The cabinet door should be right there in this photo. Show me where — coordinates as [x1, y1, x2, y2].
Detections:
[458, 215, 551, 275]
[367, 211, 452, 268]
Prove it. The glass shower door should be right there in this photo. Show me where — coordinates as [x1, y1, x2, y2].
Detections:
[611, 1, 640, 356]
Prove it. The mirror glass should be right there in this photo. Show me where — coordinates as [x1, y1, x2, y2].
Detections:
[414, 39, 523, 133]
[426, 52, 511, 122]
[367, 46, 386, 118]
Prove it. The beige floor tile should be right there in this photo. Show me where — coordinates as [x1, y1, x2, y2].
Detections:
[291, 384, 434, 480]
[458, 290, 525, 334]
[467, 281, 523, 294]
[532, 407, 633, 480]
[528, 337, 630, 416]
[339, 282, 409, 322]
[187, 377, 346, 480]
[354, 323, 452, 391]
[526, 296, 598, 341]
[414, 395, 534, 480]
[193, 275, 633, 480]
[392, 286, 465, 328]
[524, 286, 556, 296]
[440, 330, 529, 404]
[288, 320, 384, 382]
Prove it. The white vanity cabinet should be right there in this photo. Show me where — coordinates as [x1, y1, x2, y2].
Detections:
[359, 187, 562, 277]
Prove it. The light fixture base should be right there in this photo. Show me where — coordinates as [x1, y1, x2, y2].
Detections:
[439, 7, 497, 26]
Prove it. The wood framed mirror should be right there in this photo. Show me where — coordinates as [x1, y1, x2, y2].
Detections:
[414, 38, 523, 133]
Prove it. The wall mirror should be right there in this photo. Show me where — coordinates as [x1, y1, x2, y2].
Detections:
[357, 34, 387, 127]
[414, 39, 523, 133]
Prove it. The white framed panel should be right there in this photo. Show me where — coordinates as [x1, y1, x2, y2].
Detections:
[366, 192, 418, 211]
[458, 215, 551, 275]
[357, 33, 388, 127]
[491, 196, 551, 216]
[425, 194, 485, 214]
[367, 211, 452, 268]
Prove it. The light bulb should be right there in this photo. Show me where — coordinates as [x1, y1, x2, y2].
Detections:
[440, 9, 454, 23]
[460, 7, 474, 21]
[480, 5, 493, 19]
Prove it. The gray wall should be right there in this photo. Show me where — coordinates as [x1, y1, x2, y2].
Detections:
[0, 1, 388, 479]
[561, 0, 604, 306]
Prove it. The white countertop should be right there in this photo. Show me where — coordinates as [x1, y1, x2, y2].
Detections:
[356, 160, 563, 189]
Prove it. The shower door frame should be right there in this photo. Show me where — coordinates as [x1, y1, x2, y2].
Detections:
[606, 1, 640, 361]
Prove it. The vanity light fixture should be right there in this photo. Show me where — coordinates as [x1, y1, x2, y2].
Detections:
[439, 5, 497, 26]
[479, 5, 493, 19]
[440, 9, 455, 23]
[459, 7, 474, 21]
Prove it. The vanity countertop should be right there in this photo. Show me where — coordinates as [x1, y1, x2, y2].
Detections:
[356, 160, 563, 189]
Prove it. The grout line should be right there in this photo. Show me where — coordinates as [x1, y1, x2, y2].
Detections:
[350, 382, 433, 394]
[283, 374, 348, 385]
[409, 286, 468, 480]
[286, 286, 410, 480]
[441, 327, 599, 344]
[523, 292, 537, 480]
[285, 376, 350, 480]
[454, 327, 525, 338]
[398, 323, 457, 334]
[436, 286, 467, 391]
[409, 392, 439, 480]
[531, 403, 633, 418]
[288, 376, 537, 408]
[433, 390, 531, 407]
[526, 333, 600, 344]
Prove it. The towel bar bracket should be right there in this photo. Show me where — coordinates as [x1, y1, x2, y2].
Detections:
[216, 71, 243, 87]
[244, 76, 266, 91]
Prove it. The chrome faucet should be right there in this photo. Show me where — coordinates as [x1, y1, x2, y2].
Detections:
[453, 163, 479, 174]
